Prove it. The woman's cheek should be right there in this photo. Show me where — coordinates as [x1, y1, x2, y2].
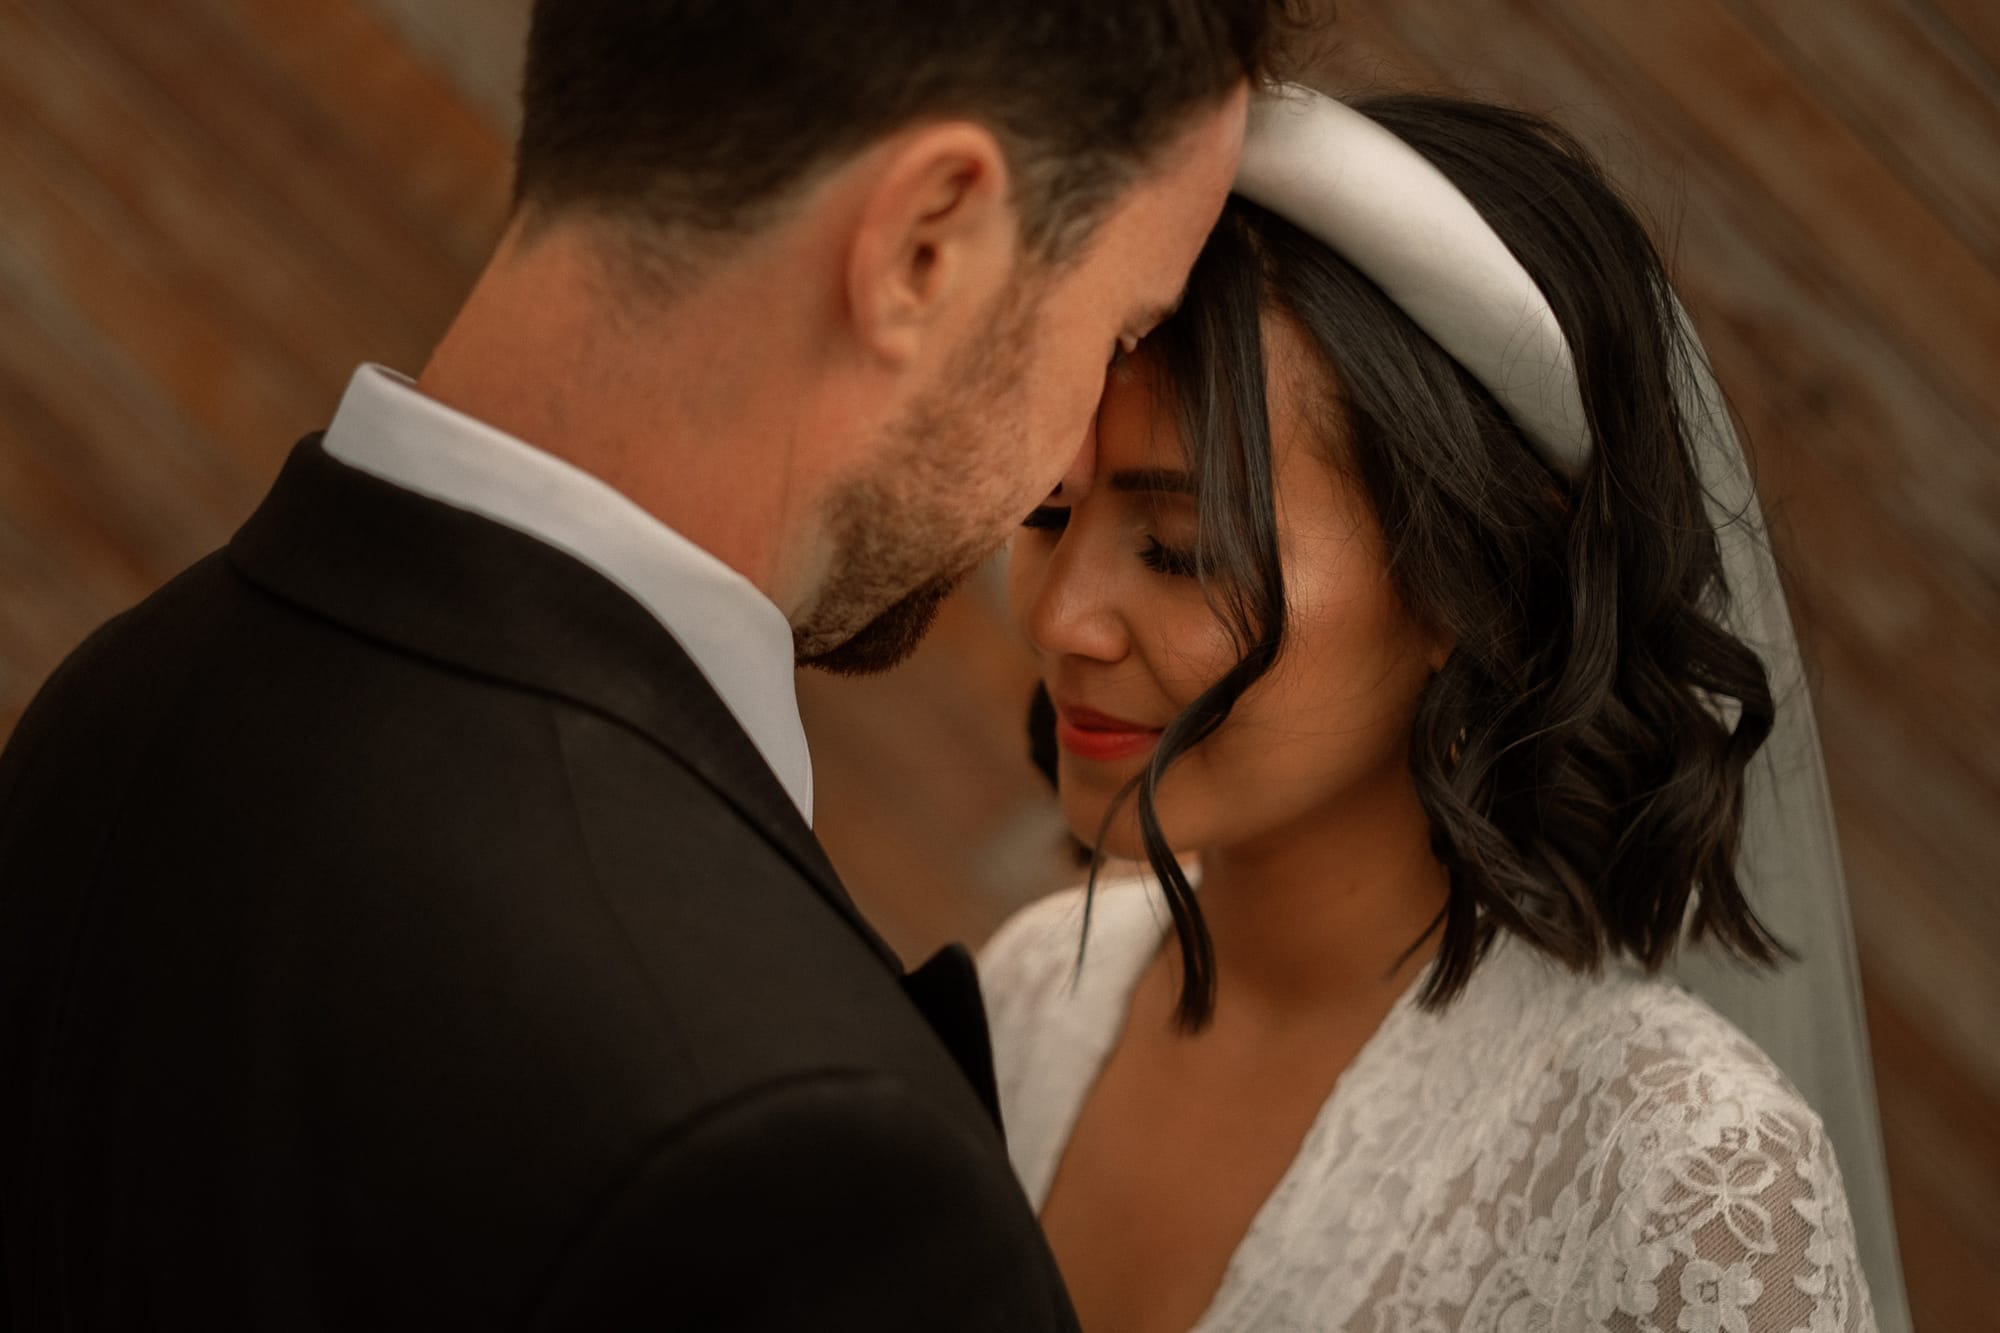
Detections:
[1136, 597, 1239, 710]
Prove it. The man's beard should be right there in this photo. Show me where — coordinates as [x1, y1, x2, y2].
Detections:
[795, 290, 1037, 677]
[800, 566, 968, 678]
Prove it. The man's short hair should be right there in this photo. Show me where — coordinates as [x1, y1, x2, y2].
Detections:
[515, 1, 1301, 268]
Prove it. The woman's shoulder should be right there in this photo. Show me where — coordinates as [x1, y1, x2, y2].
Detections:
[1519, 962, 1874, 1328]
[1548, 962, 1821, 1127]
[1519, 960, 1840, 1180]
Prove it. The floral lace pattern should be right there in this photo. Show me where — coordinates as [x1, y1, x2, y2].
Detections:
[982, 881, 1876, 1333]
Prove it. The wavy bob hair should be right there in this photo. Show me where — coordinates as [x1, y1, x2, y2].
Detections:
[1031, 93, 1785, 1030]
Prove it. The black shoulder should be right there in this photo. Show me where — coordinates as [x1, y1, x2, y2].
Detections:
[525, 1070, 1076, 1333]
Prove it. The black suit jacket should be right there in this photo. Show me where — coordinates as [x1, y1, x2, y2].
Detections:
[0, 439, 1078, 1331]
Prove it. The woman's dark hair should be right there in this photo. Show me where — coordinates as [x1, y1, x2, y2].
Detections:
[1034, 93, 1785, 1030]
[516, 0, 1311, 267]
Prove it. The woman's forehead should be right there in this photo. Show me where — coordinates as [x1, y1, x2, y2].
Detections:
[1094, 357, 1190, 476]
[1092, 312, 1328, 479]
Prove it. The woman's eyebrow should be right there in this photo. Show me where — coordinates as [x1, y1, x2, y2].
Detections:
[1108, 468, 1196, 495]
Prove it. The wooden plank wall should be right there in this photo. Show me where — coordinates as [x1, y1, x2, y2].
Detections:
[0, 1, 1991, 1325]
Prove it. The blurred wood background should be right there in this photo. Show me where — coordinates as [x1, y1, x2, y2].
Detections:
[0, 1, 1992, 1325]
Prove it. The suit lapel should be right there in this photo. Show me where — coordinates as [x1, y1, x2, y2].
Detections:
[230, 436, 901, 972]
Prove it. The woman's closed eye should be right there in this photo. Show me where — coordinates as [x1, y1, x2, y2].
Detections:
[1018, 507, 1200, 580]
[1139, 536, 1200, 578]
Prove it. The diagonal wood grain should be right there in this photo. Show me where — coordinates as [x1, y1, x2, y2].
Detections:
[1728, 0, 2000, 269]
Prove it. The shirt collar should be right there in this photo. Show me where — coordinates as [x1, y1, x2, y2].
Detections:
[320, 364, 812, 823]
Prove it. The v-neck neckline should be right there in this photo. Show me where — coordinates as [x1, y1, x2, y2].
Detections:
[1023, 878, 1435, 1332]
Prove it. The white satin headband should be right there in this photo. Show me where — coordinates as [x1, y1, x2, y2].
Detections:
[1232, 84, 1593, 473]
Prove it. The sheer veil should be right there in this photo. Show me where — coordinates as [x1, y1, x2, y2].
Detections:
[1235, 84, 1911, 1330]
[1666, 306, 1910, 1332]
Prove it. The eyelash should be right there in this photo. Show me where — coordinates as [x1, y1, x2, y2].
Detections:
[1139, 536, 1200, 579]
[1019, 507, 1200, 580]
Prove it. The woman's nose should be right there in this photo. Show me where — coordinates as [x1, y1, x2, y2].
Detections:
[1022, 520, 1130, 667]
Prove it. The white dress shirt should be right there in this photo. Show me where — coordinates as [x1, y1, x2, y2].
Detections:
[320, 364, 813, 823]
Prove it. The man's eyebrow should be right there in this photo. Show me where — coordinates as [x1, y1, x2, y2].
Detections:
[1108, 468, 1196, 495]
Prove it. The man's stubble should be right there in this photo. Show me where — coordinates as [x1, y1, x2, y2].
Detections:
[796, 283, 1042, 677]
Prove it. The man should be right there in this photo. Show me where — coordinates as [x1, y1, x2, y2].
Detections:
[0, 1, 1284, 1327]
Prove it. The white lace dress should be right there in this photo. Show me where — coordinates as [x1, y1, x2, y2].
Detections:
[981, 879, 1876, 1333]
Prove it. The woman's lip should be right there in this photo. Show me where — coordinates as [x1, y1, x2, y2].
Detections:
[1055, 706, 1164, 763]
[1059, 704, 1157, 732]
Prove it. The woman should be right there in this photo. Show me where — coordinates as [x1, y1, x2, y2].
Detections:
[983, 88, 1897, 1332]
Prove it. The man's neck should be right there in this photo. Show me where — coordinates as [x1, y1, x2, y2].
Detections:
[415, 223, 836, 620]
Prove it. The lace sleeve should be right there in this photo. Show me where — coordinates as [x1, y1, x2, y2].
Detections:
[1576, 1054, 1877, 1333]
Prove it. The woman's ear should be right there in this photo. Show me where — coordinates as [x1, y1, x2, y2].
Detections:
[1424, 631, 1454, 675]
[844, 122, 1016, 367]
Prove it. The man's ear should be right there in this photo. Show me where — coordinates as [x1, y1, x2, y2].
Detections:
[845, 122, 1016, 368]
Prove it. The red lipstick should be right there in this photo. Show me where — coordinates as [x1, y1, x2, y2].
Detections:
[1055, 703, 1165, 763]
